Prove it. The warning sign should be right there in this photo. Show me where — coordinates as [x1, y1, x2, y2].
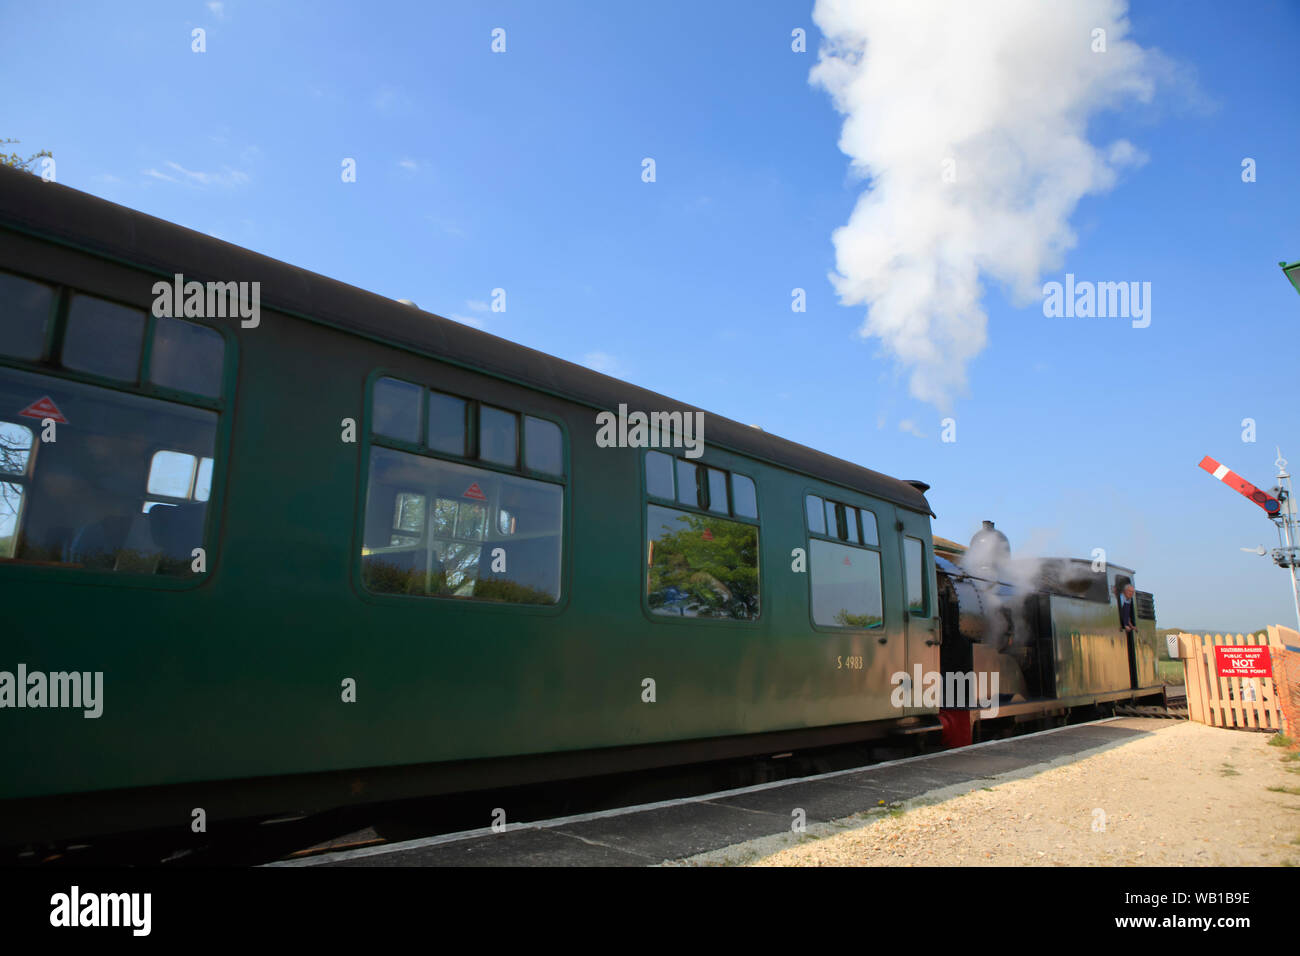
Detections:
[462, 482, 487, 501]
[1214, 645, 1272, 678]
[18, 396, 67, 424]
[701, 529, 714, 541]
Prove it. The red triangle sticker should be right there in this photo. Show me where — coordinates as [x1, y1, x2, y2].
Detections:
[463, 482, 487, 501]
[701, 528, 714, 541]
[18, 396, 68, 424]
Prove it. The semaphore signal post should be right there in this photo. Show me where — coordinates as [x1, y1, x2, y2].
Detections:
[1201, 449, 1300, 633]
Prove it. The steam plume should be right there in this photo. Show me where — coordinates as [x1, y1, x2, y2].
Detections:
[811, 0, 1158, 409]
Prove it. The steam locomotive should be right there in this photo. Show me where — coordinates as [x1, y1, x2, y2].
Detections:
[934, 521, 1162, 742]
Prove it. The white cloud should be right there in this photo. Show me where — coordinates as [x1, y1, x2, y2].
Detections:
[207, 1, 225, 19]
[446, 313, 485, 329]
[811, 0, 1160, 410]
[898, 419, 927, 438]
[466, 299, 490, 313]
[144, 160, 249, 188]
[398, 158, 418, 171]
[581, 352, 620, 375]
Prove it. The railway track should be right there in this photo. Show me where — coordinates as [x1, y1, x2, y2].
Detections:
[1114, 684, 1188, 719]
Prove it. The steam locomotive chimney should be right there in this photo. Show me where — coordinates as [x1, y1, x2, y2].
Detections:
[965, 519, 1011, 577]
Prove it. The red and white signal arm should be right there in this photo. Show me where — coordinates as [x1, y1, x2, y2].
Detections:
[1199, 456, 1281, 516]
[1213, 645, 1272, 678]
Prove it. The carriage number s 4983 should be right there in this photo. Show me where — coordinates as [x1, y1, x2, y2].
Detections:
[837, 656, 864, 670]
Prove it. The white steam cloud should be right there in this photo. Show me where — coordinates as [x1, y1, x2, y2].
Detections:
[811, 0, 1159, 410]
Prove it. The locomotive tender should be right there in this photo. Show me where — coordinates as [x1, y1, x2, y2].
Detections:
[0, 167, 1164, 844]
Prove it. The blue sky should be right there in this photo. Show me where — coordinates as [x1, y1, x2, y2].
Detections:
[3, 0, 1298, 630]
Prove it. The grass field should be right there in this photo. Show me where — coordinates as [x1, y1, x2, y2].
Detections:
[1157, 658, 1185, 684]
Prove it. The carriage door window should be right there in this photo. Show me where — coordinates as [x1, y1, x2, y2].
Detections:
[904, 536, 928, 617]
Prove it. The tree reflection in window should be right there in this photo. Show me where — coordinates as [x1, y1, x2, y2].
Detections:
[810, 538, 883, 629]
[0, 421, 33, 559]
[646, 504, 758, 620]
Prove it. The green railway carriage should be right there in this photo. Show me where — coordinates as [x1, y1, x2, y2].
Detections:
[0, 168, 943, 842]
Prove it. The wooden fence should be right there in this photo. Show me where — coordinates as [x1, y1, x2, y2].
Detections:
[1174, 627, 1298, 731]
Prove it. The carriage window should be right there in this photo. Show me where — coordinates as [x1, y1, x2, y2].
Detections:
[0, 272, 54, 361]
[810, 539, 883, 629]
[675, 459, 698, 507]
[646, 503, 758, 620]
[62, 294, 145, 382]
[373, 377, 421, 443]
[706, 468, 728, 514]
[806, 495, 826, 535]
[645, 450, 674, 499]
[0, 365, 216, 576]
[731, 474, 757, 518]
[860, 509, 879, 546]
[427, 391, 467, 457]
[649, 453, 755, 520]
[150, 316, 225, 399]
[809, 493, 879, 547]
[479, 405, 518, 467]
[904, 536, 928, 616]
[524, 416, 562, 476]
[361, 446, 562, 604]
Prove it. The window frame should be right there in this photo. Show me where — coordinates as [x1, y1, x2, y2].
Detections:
[639, 447, 762, 627]
[803, 488, 887, 633]
[0, 274, 237, 590]
[354, 367, 571, 615]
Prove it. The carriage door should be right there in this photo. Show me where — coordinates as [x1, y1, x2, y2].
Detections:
[899, 519, 940, 715]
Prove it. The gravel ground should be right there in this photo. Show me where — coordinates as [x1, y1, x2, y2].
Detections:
[676, 720, 1300, 866]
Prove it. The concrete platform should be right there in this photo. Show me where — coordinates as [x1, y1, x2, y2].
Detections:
[275, 717, 1168, 868]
